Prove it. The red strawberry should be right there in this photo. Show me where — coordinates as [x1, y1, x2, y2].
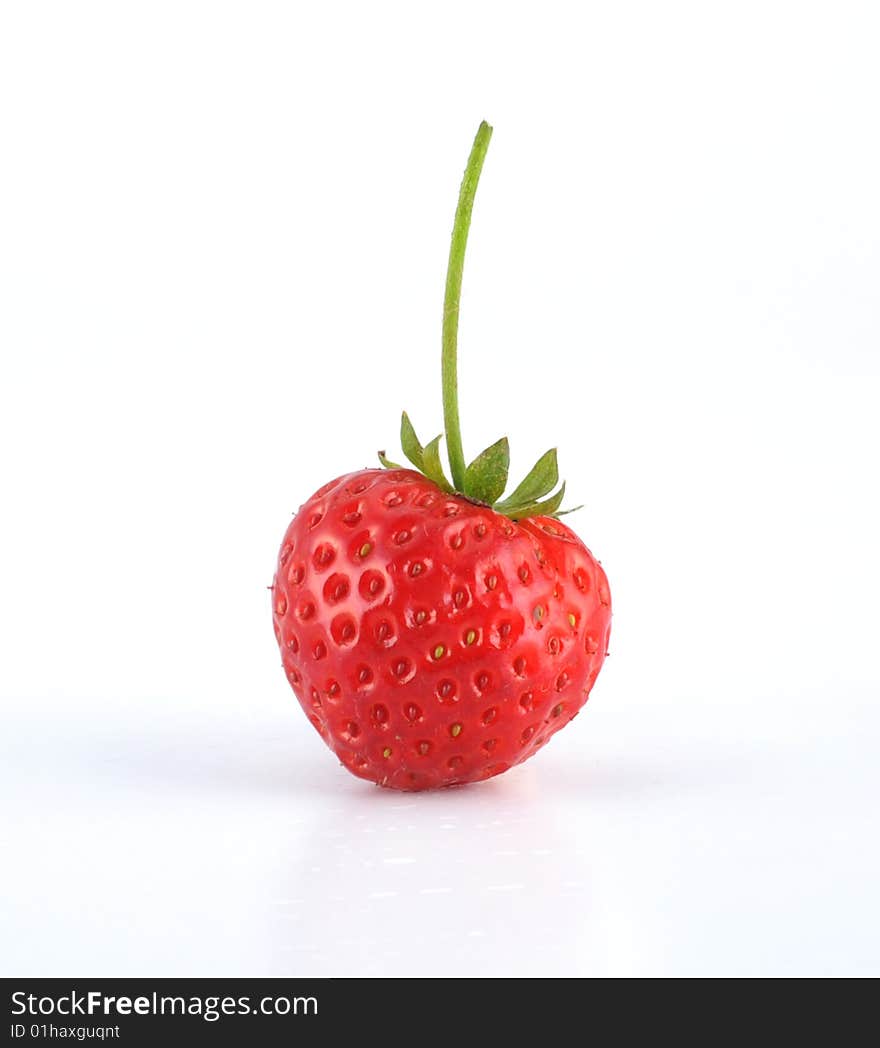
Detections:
[272, 468, 610, 789]
[271, 121, 612, 790]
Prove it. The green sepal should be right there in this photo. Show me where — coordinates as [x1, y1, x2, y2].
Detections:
[378, 451, 404, 470]
[495, 448, 558, 512]
[400, 411, 425, 471]
[505, 482, 567, 521]
[554, 503, 583, 517]
[464, 436, 510, 504]
[422, 435, 453, 493]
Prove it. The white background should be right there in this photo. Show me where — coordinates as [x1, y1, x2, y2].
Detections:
[1, 1, 878, 977]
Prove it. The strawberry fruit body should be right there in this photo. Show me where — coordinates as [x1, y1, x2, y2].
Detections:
[272, 468, 611, 789]
[271, 122, 612, 789]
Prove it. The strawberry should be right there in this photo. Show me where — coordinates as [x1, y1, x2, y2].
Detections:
[271, 121, 611, 790]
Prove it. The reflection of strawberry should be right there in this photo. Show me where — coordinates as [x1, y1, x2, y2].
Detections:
[271, 122, 611, 790]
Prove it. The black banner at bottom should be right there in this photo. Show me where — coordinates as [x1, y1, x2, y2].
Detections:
[5, 978, 565, 1045]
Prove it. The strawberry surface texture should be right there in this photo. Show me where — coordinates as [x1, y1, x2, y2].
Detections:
[272, 468, 611, 790]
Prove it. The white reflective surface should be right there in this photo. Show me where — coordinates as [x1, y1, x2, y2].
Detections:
[3, 686, 877, 977]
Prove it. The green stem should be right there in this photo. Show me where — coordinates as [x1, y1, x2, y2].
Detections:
[442, 120, 493, 491]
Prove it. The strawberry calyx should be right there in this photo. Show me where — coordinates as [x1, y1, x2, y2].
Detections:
[377, 121, 580, 522]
